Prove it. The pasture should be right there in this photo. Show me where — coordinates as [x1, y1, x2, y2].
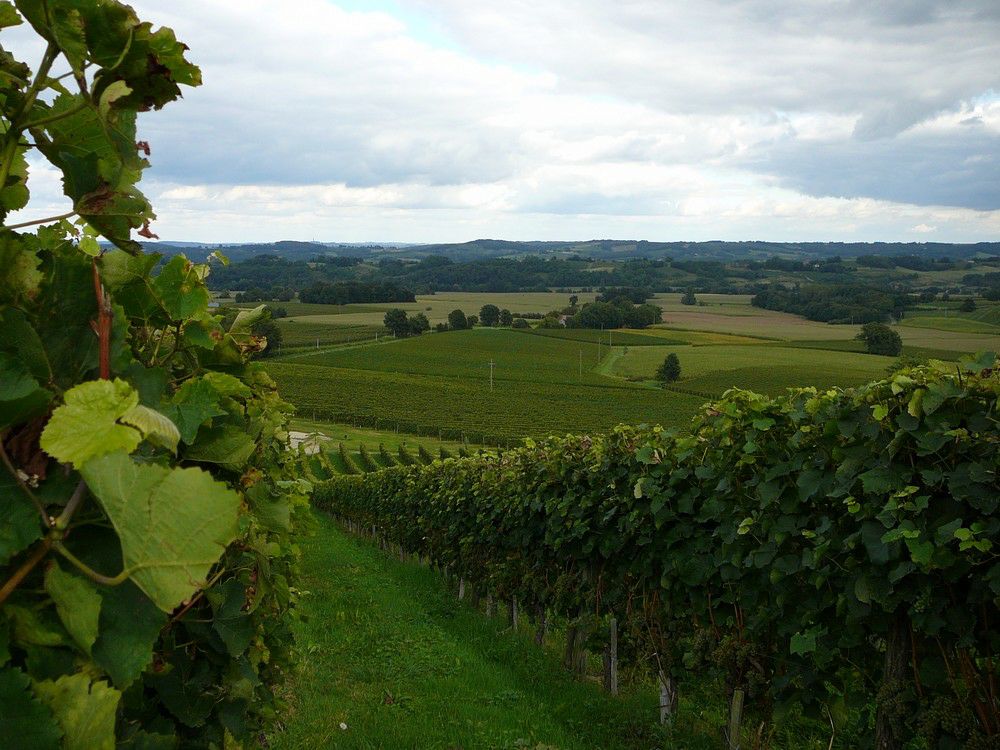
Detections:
[607, 344, 895, 395]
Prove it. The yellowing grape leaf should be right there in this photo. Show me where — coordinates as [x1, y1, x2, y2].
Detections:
[33, 674, 119, 750]
[80, 452, 239, 612]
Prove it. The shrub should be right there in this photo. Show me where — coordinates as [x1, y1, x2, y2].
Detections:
[656, 353, 681, 383]
[856, 322, 903, 356]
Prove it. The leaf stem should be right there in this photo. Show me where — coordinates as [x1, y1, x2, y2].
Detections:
[23, 100, 88, 130]
[53, 542, 130, 587]
[54, 480, 88, 532]
[1, 210, 77, 232]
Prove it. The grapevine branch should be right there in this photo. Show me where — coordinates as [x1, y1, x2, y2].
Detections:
[0, 436, 50, 525]
[0, 539, 52, 605]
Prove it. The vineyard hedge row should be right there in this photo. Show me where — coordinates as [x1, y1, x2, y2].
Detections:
[314, 356, 1000, 747]
[264, 362, 706, 444]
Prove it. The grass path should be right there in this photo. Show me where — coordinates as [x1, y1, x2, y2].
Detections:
[270, 513, 689, 750]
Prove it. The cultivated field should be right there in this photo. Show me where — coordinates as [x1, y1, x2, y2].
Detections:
[262, 292, 998, 446]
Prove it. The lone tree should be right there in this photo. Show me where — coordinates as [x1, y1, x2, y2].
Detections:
[960, 297, 977, 312]
[856, 322, 902, 356]
[681, 290, 697, 306]
[569, 294, 579, 308]
[499, 308, 513, 326]
[512, 318, 530, 329]
[409, 312, 430, 335]
[384, 308, 410, 337]
[480, 304, 501, 326]
[447, 309, 468, 330]
[656, 353, 681, 383]
[467, 314, 479, 327]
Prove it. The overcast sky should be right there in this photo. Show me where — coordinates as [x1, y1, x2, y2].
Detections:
[12, 0, 1000, 243]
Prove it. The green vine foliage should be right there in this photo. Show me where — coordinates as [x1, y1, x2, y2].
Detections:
[1, 3, 308, 747]
[315, 355, 1000, 747]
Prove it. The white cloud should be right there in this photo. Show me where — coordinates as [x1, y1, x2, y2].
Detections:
[3, 0, 997, 242]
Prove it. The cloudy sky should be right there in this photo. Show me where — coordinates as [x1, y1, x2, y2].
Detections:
[12, 0, 1000, 243]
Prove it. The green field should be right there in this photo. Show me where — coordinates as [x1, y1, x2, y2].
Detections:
[607, 344, 895, 395]
[524, 327, 685, 346]
[280, 328, 634, 388]
[277, 320, 386, 348]
[263, 293, 997, 446]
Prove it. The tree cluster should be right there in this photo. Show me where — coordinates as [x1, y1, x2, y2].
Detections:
[300, 280, 415, 305]
[383, 309, 430, 337]
[752, 284, 909, 324]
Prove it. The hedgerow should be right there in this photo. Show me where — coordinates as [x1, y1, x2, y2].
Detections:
[315, 355, 999, 748]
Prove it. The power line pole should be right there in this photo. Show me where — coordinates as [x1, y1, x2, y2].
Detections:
[489, 359, 495, 392]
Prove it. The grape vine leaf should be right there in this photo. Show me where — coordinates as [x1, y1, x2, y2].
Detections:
[0, 475, 43, 564]
[44, 562, 101, 656]
[91, 581, 165, 688]
[0, 352, 52, 429]
[119, 404, 180, 453]
[80, 452, 239, 612]
[208, 578, 254, 657]
[152, 255, 209, 320]
[0, 2, 22, 28]
[0, 668, 61, 750]
[0, 233, 43, 301]
[167, 376, 227, 444]
[183, 424, 255, 467]
[33, 674, 120, 750]
[40, 378, 141, 467]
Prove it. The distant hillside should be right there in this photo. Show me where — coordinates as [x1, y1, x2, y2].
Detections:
[134, 238, 1000, 264]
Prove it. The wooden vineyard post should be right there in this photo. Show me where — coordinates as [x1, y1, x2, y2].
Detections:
[658, 671, 678, 724]
[563, 623, 577, 671]
[602, 617, 619, 695]
[509, 598, 519, 629]
[458, 578, 465, 600]
[727, 688, 744, 750]
[486, 593, 495, 617]
[875, 609, 910, 750]
[533, 605, 547, 646]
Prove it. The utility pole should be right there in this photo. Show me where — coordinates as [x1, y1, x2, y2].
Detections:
[488, 359, 495, 392]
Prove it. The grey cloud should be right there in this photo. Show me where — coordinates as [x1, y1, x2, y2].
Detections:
[743, 128, 1000, 210]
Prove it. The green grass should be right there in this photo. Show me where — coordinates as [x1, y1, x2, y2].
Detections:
[271, 513, 674, 750]
[234, 301, 388, 317]
[522, 328, 686, 346]
[291, 419, 468, 455]
[898, 316, 1000, 334]
[782, 339, 969, 361]
[277, 321, 387, 347]
[609, 345, 894, 396]
[272, 513, 837, 750]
